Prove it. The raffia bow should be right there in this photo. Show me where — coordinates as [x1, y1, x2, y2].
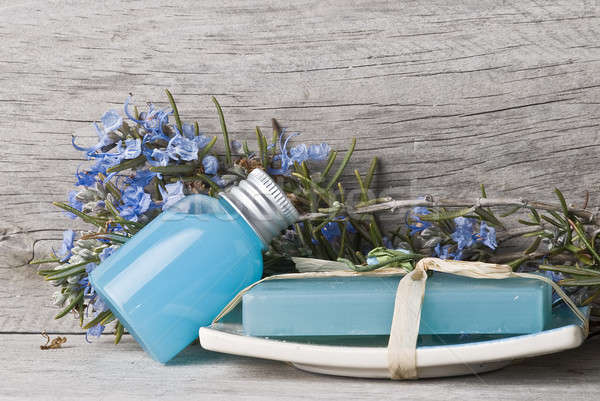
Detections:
[212, 257, 589, 380]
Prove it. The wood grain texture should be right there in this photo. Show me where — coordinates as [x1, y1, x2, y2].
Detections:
[1, 0, 600, 332]
[1, 333, 599, 400]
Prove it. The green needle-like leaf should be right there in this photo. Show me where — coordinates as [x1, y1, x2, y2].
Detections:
[559, 277, 600, 286]
[195, 172, 222, 192]
[320, 150, 338, 180]
[45, 266, 86, 281]
[582, 288, 600, 306]
[115, 321, 125, 344]
[364, 157, 378, 191]
[419, 207, 472, 222]
[369, 218, 384, 247]
[354, 169, 368, 203]
[256, 126, 267, 167]
[149, 164, 197, 175]
[540, 214, 562, 227]
[106, 155, 146, 174]
[500, 205, 522, 218]
[524, 237, 541, 254]
[165, 89, 182, 132]
[53, 202, 106, 227]
[42, 260, 96, 277]
[539, 264, 600, 277]
[55, 291, 84, 319]
[100, 312, 116, 326]
[211, 96, 232, 167]
[30, 257, 60, 265]
[326, 137, 356, 190]
[569, 219, 600, 265]
[480, 183, 487, 198]
[197, 136, 217, 160]
[83, 310, 112, 329]
[555, 188, 570, 217]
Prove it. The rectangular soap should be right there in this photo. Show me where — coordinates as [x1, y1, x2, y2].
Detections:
[242, 273, 552, 336]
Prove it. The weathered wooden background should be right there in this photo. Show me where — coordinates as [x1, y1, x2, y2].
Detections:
[1, 0, 600, 398]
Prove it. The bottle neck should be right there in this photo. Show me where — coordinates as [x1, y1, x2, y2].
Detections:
[219, 176, 298, 247]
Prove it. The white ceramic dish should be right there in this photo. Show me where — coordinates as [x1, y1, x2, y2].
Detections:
[199, 303, 589, 379]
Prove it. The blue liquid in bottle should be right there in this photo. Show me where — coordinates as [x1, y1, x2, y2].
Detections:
[89, 169, 298, 363]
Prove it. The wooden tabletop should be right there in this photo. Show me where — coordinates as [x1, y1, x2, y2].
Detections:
[1, 1, 600, 399]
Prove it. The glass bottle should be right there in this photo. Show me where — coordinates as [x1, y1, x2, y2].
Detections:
[89, 168, 299, 363]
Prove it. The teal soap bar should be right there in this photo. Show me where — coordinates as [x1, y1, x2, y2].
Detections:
[242, 273, 552, 336]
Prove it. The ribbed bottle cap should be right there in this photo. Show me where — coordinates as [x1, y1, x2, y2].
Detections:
[220, 168, 299, 246]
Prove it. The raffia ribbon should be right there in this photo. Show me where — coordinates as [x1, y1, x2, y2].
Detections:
[212, 257, 589, 380]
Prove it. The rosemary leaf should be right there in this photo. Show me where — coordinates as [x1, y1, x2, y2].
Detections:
[54, 291, 84, 320]
[115, 321, 125, 344]
[364, 157, 378, 191]
[83, 310, 113, 330]
[211, 96, 232, 167]
[106, 155, 146, 174]
[165, 89, 183, 132]
[197, 136, 217, 160]
[326, 137, 356, 190]
[149, 164, 197, 175]
[419, 207, 473, 222]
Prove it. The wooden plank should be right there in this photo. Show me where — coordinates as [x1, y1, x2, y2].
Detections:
[1, 0, 600, 331]
[2, 333, 599, 400]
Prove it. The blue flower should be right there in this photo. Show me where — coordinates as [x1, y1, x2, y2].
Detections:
[307, 143, 331, 160]
[474, 221, 497, 250]
[406, 206, 432, 234]
[346, 221, 356, 234]
[149, 148, 169, 167]
[202, 155, 219, 175]
[194, 135, 212, 149]
[318, 217, 356, 242]
[75, 166, 97, 187]
[434, 243, 457, 260]
[116, 138, 142, 160]
[289, 144, 309, 164]
[56, 230, 75, 262]
[210, 175, 227, 187]
[94, 297, 107, 312]
[451, 217, 475, 250]
[542, 270, 565, 303]
[89, 154, 123, 177]
[543, 270, 564, 283]
[124, 96, 141, 123]
[321, 221, 341, 241]
[268, 133, 299, 175]
[231, 140, 242, 153]
[119, 185, 152, 222]
[100, 110, 123, 133]
[182, 123, 196, 139]
[167, 135, 198, 161]
[85, 323, 105, 343]
[127, 169, 157, 188]
[65, 190, 83, 219]
[85, 262, 97, 273]
[99, 247, 115, 262]
[268, 132, 332, 176]
[78, 273, 97, 298]
[160, 181, 185, 210]
[124, 97, 172, 137]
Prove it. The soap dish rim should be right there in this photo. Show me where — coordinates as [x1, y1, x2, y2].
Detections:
[199, 306, 589, 379]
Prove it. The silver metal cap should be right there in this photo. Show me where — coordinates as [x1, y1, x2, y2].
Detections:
[220, 168, 299, 247]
